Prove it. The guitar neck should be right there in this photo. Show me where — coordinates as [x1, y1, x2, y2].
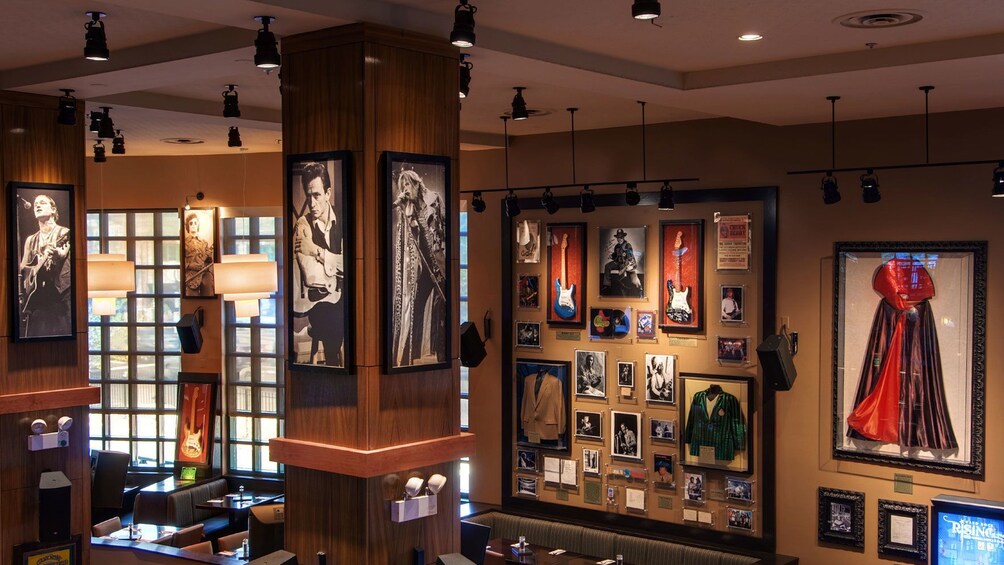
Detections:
[675, 252, 683, 291]
[561, 244, 568, 283]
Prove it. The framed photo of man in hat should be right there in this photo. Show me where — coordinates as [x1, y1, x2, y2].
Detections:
[598, 227, 646, 298]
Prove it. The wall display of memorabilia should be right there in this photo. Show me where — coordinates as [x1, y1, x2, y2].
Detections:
[174, 372, 219, 478]
[832, 242, 986, 477]
[659, 220, 704, 332]
[716, 336, 750, 365]
[650, 418, 675, 442]
[515, 321, 542, 349]
[546, 222, 586, 326]
[383, 151, 450, 374]
[583, 448, 601, 475]
[518, 273, 541, 309]
[616, 361, 635, 388]
[680, 374, 752, 473]
[575, 349, 606, 398]
[8, 181, 76, 342]
[817, 487, 865, 548]
[644, 354, 675, 404]
[515, 219, 541, 263]
[715, 214, 751, 271]
[682, 470, 705, 504]
[653, 453, 675, 487]
[720, 285, 744, 324]
[727, 508, 754, 532]
[610, 410, 642, 460]
[598, 226, 646, 298]
[877, 499, 928, 562]
[516, 359, 571, 451]
[517, 449, 538, 472]
[588, 307, 630, 339]
[725, 477, 754, 504]
[574, 410, 603, 440]
[287, 152, 353, 372]
[181, 207, 218, 299]
[636, 310, 656, 339]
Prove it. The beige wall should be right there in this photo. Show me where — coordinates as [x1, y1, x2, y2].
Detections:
[460, 108, 1004, 563]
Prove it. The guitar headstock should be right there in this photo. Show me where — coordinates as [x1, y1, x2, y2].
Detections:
[674, 231, 684, 250]
[561, 233, 568, 250]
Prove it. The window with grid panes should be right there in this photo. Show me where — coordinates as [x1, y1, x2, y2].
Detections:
[87, 210, 183, 470]
[459, 210, 470, 497]
[223, 216, 285, 475]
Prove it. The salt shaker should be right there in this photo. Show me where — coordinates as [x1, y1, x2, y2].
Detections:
[239, 485, 246, 501]
[242, 538, 249, 557]
[518, 535, 526, 551]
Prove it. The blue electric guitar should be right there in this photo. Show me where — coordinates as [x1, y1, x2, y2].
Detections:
[666, 231, 693, 323]
[553, 234, 576, 319]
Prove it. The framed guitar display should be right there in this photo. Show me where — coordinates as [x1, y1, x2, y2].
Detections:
[287, 151, 353, 373]
[7, 181, 76, 342]
[546, 222, 586, 327]
[659, 220, 704, 332]
[181, 207, 218, 298]
[174, 372, 219, 478]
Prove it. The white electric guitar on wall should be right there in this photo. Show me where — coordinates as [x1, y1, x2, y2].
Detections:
[180, 388, 203, 459]
[553, 234, 576, 319]
[666, 231, 693, 323]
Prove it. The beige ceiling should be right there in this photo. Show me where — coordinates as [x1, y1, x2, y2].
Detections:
[3, 0, 1004, 155]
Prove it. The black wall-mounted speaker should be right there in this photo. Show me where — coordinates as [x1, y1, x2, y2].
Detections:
[176, 312, 203, 354]
[39, 471, 71, 542]
[757, 334, 797, 391]
[460, 322, 487, 368]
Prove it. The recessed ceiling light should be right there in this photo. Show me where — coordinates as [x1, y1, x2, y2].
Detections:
[161, 138, 206, 145]
[738, 33, 763, 41]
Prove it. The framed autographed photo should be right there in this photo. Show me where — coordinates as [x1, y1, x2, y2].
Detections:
[644, 353, 675, 404]
[384, 152, 451, 374]
[680, 373, 753, 473]
[546, 222, 586, 327]
[574, 409, 603, 440]
[574, 349, 606, 398]
[818, 487, 865, 549]
[659, 220, 704, 332]
[515, 321, 542, 349]
[616, 361, 635, 388]
[610, 410, 642, 460]
[832, 241, 987, 476]
[181, 207, 218, 299]
[288, 152, 353, 372]
[14, 535, 81, 565]
[174, 372, 219, 478]
[720, 284, 744, 324]
[516, 359, 570, 451]
[8, 181, 76, 342]
[877, 499, 928, 562]
[515, 219, 540, 263]
[598, 226, 646, 298]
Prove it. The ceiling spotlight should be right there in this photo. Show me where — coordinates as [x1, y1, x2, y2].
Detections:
[625, 182, 640, 206]
[821, 173, 841, 205]
[541, 188, 560, 215]
[57, 89, 77, 126]
[88, 111, 102, 134]
[97, 107, 115, 139]
[93, 140, 106, 163]
[504, 190, 521, 218]
[658, 181, 675, 210]
[471, 191, 486, 213]
[459, 54, 473, 99]
[993, 163, 1004, 197]
[511, 87, 528, 121]
[111, 130, 125, 155]
[632, 0, 661, 20]
[860, 170, 881, 203]
[579, 186, 595, 213]
[84, 11, 109, 61]
[222, 84, 241, 118]
[228, 126, 243, 148]
[450, 0, 477, 48]
[254, 16, 281, 69]
[738, 33, 764, 41]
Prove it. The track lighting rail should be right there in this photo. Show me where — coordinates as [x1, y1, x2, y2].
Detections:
[787, 159, 1003, 176]
[459, 178, 699, 195]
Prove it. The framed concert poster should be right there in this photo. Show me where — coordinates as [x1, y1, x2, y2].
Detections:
[679, 373, 753, 473]
[174, 372, 219, 478]
[14, 535, 81, 565]
[287, 151, 353, 373]
[546, 222, 586, 327]
[516, 359, 571, 452]
[180, 207, 218, 299]
[7, 181, 76, 342]
[598, 226, 646, 298]
[658, 220, 704, 332]
[877, 499, 928, 562]
[383, 152, 451, 374]
[832, 241, 987, 477]
[817, 487, 865, 549]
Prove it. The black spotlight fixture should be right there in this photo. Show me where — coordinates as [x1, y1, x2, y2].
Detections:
[222, 84, 241, 118]
[228, 126, 243, 148]
[632, 0, 661, 20]
[450, 0, 477, 48]
[504, 190, 521, 218]
[459, 54, 473, 99]
[579, 186, 595, 213]
[511, 87, 529, 121]
[93, 140, 106, 163]
[860, 170, 881, 203]
[993, 162, 1004, 198]
[658, 181, 675, 210]
[820, 173, 841, 205]
[112, 130, 125, 155]
[84, 11, 109, 61]
[471, 191, 486, 213]
[625, 181, 640, 206]
[88, 111, 102, 134]
[253, 16, 281, 69]
[57, 89, 77, 126]
[97, 107, 115, 139]
[541, 187, 560, 214]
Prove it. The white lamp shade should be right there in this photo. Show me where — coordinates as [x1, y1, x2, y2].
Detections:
[233, 299, 261, 318]
[91, 297, 117, 316]
[214, 254, 277, 295]
[87, 253, 135, 296]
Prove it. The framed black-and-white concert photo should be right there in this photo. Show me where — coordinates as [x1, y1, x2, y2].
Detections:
[575, 410, 603, 440]
[582, 448, 601, 475]
[287, 151, 353, 372]
[617, 361, 635, 388]
[720, 284, 744, 324]
[383, 152, 451, 374]
[818, 487, 865, 548]
[650, 417, 675, 442]
[611, 410, 642, 460]
[181, 207, 218, 299]
[515, 321, 541, 349]
[575, 349, 606, 398]
[516, 475, 538, 498]
[516, 448, 538, 472]
[877, 499, 928, 562]
[8, 181, 76, 342]
[598, 226, 646, 298]
[645, 353, 675, 404]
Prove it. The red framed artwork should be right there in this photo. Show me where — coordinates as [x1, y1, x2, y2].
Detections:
[174, 372, 219, 477]
[659, 220, 704, 332]
[546, 223, 586, 327]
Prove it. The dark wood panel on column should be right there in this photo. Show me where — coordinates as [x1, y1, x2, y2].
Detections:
[275, 24, 468, 563]
[0, 90, 91, 564]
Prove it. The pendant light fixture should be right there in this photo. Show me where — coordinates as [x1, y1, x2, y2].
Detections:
[501, 116, 520, 217]
[88, 111, 102, 134]
[450, 0, 477, 48]
[57, 89, 77, 126]
[222, 84, 241, 118]
[658, 181, 675, 210]
[471, 191, 486, 212]
[111, 130, 126, 155]
[228, 126, 242, 147]
[632, 0, 661, 20]
[88, 167, 135, 316]
[459, 54, 473, 99]
[821, 96, 841, 204]
[84, 11, 109, 61]
[511, 87, 529, 121]
[97, 107, 115, 139]
[541, 187, 559, 214]
[253, 16, 281, 69]
[860, 170, 881, 203]
[93, 140, 106, 163]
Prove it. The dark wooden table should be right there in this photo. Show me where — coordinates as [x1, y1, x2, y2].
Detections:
[196, 493, 283, 524]
[485, 538, 626, 565]
[105, 523, 179, 543]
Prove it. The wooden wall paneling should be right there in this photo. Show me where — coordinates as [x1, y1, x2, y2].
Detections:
[367, 366, 454, 449]
[355, 150, 381, 369]
[285, 467, 366, 562]
[0, 407, 87, 490]
[0, 478, 88, 565]
[1, 338, 89, 396]
[285, 369, 361, 448]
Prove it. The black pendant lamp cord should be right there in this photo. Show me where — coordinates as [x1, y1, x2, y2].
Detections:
[568, 108, 577, 184]
[503, 117, 510, 190]
[639, 101, 647, 181]
[827, 96, 839, 171]
[921, 86, 933, 164]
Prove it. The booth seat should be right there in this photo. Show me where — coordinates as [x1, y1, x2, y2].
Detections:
[133, 478, 231, 535]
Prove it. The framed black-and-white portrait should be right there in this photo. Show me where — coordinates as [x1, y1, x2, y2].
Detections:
[575, 410, 603, 440]
[611, 410, 642, 460]
[383, 152, 450, 374]
[516, 448, 538, 472]
[515, 321, 541, 349]
[516, 475, 538, 498]
[877, 499, 928, 562]
[726, 476, 754, 503]
[598, 226, 646, 298]
[682, 470, 705, 504]
[716, 336, 750, 364]
[515, 219, 540, 264]
[575, 349, 606, 398]
[650, 417, 675, 442]
[8, 181, 76, 342]
[818, 487, 865, 549]
[644, 353, 675, 404]
[728, 508, 755, 532]
[617, 361, 635, 388]
[720, 284, 745, 324]
[180, 207, 218, 299]
[653, 453, 674, 488]
[517, 273, 540, 309]
[582, 448, 601, 475]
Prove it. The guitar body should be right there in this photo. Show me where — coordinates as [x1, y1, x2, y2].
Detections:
[666, 280, 693, 323]
[21, 232, 70, 315]
[180, 388, 204, 459]
[291, 259, 342, 315]
[554, 279, 576, 319]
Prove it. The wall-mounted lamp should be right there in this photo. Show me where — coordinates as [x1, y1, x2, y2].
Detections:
[184, 192, 205, 211]
[87, 253, 135, 316]
[28, 416, 73, 451]
[391, 474, 448, 522]
[214, 254, 277, 318]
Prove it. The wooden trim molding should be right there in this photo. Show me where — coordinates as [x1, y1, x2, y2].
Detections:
[270, 433, 476, 478]
[0, 386, 100, 415]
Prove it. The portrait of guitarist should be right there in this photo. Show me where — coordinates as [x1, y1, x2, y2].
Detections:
[183, 212, 215, 297]
[17, 194, 71, 338]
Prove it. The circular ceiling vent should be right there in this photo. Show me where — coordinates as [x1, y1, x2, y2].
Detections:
[837, 10, 924, 28]
[161, 138, 206, 145]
